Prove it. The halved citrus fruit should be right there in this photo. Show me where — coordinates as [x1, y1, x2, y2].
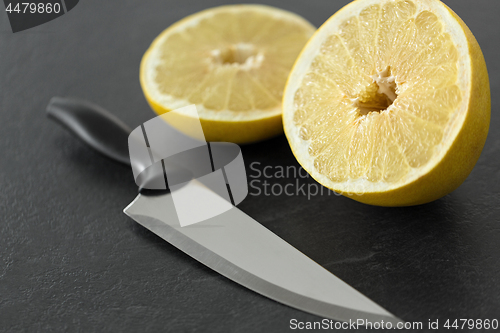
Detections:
[140, 5, 315, 144]
[283, 0, 490, 206]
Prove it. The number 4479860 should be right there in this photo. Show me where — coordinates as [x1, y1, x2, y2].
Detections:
[5, 2, 61, 14]
[444, 319, 498, 330]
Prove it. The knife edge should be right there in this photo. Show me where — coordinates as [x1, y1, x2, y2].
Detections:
[124, 198, 403, 325]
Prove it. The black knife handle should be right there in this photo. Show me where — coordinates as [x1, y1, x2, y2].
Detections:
[46, 97, 178, 194]
[46, 97, 132, 165]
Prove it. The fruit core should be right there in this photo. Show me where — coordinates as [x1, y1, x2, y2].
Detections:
[211, 43, 264, 70]
[354, 67, 398, 116]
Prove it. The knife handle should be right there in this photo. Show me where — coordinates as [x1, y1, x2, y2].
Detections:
[46, 97, 132, 165]
[46, 97, 198, 195]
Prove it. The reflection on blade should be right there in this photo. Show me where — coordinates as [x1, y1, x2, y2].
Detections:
[123, 182, 403, 325]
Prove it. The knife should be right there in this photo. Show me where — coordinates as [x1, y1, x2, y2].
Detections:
[46, 96, 404, 325]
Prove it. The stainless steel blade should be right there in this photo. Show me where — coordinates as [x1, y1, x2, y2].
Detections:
[124, 185, 403, 325]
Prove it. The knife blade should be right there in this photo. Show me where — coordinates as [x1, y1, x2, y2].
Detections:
[47, 97, 404, 325]
[124, 179, 403, 325]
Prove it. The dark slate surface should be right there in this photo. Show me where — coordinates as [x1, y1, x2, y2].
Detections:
[0, 0, 499, 332]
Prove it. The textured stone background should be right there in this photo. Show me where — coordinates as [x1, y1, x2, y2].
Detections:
[0, 0, 498, 332]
